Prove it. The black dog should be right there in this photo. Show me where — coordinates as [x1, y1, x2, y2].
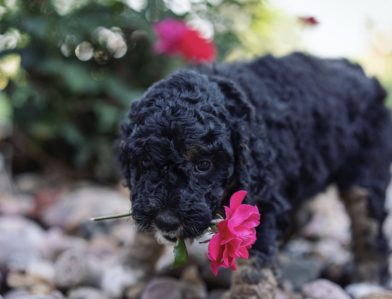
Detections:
[119, 52, 392, 297]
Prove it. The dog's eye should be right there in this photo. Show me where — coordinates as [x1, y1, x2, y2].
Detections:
[140, 158, 152, 168]
[194, 160, 211, 173]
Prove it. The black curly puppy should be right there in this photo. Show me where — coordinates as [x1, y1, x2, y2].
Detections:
[119, 52, 392, 297]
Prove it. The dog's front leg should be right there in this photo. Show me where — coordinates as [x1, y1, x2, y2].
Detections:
[125, 230, 164, 274]
[225, 259, 277, 299]
[116, 230, 164, 298]
[225, 214, 279, 299]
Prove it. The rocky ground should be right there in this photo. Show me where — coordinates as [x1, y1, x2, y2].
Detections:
[1, 172, 392, 299]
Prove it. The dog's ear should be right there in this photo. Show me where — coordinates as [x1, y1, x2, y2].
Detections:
[117, 100, 139, 187]
[211, 76, 255, 192]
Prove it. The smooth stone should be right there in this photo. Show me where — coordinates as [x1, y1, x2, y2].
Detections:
[0, 194, 34, 216]
[32, 188, 63, 219]
[3, 289, 64, 299]
[101, 265, 142, 299]
[346, 283, 387, 299]
[68, 286, 109, 299]
[275, 289, 291, 299]
[26, 259, 55, 284]
[43, 186, 129, 232]
[39, 228, 87, 261]
[279, 254, 324, 290]
[313, 239, 351, 265]
[141, 278, 183, 299]
[14, 173, 43, 194]
[302, 279, 350, 299]
[207, 289, 226, 299]
[275, 287, 304, 299]
[125, 282, 147, 299]
[301, 186, 350, 244]
[110, 222, 136, 247]
[3, 290, 30, 299]
[54, 249, 89, 288]
[359, 293, 392, 299]
[0, 216, 46, 270]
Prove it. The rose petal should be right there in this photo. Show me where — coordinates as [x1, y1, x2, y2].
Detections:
[229, 190, 247, 211]
[227, 205, 260, 232]
[210, 260, 219, 276]
[208, 233, 223, 261]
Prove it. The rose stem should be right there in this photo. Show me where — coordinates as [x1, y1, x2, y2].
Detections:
[90, 212, 132, 221]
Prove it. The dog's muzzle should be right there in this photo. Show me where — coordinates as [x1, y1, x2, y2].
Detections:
[154, 210, 182, 243]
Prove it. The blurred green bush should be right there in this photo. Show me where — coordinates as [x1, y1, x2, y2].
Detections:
[0, 0, 269, 182]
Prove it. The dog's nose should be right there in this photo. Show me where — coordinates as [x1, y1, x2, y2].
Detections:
[155, 210, 180, 232]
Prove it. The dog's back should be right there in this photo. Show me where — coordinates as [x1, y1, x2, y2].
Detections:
[197, 53, 392, 282]
[199, 53, 392, 206]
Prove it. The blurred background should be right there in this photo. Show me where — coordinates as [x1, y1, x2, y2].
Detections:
[1, 0, 391, 184]
[0, 1, 392, 298]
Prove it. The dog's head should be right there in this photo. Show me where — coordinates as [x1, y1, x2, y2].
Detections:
[119, 70, 253, 242]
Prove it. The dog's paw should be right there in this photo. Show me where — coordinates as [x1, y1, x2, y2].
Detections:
[224, 266, 277, 299]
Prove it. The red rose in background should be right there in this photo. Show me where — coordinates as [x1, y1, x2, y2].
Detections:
[153, 18, 216, 63]
[207, 190, 260, 275]
[298, 16, 319, 26]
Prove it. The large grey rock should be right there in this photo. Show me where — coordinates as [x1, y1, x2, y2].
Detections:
[279, 254, 324, 290]
[43, 186, 130, 232]
[302, 279, 350, 299]
[0, 216, 45, 270]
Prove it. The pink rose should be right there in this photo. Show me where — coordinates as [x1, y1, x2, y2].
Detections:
[207, 190, 260, 275]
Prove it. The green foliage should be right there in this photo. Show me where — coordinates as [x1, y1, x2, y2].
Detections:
[0, 0, 268, 181]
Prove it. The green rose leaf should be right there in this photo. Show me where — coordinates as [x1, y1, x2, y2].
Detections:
[173, 239, 188, 268]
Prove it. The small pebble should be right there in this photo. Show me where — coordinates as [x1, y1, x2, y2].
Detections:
[68, 286, 108, 299]
[359, 293, 392, 299]
[141, 278, 183, 299]
[302, 279, 350, 299]
[101, 265, 142, 299]
[54, 249, 89, 288]
[207, 289, 226, 299]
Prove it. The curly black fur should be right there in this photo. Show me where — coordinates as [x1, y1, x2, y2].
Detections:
[119, 52, 392, 266]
